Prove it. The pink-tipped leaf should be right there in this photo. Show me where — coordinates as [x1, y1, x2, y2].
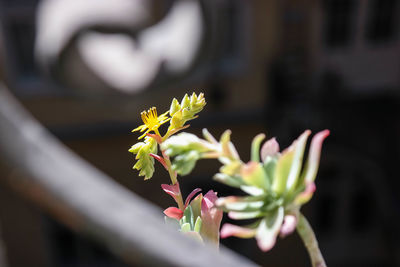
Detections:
[256, 206, 284, 252]
[161, 183, 182, 206]
[220, 224, 257, 239]
[261, 137, 280, 161]
[301, 130, 330, 184]
[200, 190, 223, 245]
[185, 188, 202, 208]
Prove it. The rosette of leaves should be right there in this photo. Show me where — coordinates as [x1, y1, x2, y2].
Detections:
[162, 183, 222, 245]
[217, 130, 330, 251]
[162, 128, 329, 251]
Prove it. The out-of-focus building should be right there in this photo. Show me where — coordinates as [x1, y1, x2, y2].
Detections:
[0, 0, 399, 266]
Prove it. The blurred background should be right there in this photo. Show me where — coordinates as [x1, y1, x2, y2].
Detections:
[0, 0, 399, 266]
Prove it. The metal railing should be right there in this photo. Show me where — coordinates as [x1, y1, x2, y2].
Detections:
[0, 83, 256, 266]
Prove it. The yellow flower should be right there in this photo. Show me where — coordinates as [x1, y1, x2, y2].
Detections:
[132, 107, 170, 139]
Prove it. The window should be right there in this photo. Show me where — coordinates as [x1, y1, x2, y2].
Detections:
[323, 0, 356, 47]
[366, 0, 397, 43]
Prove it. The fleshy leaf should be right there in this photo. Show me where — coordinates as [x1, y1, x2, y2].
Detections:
[294, 182, 316, 205]
[220, 223, 257, 239]
[240, 185, 265, 196]
[280, 214, 297, 238]
[263, 155, 278, 186]
[200, 190, 223, 245]
[272, 145, 294, 196]
[189, 194, 203, 221]
[162, 133, 215, 158]
[164, 207, 184, 220]
[185, 188, 202, 208]
[228, 211, 264, 220]
[216, 196, 264, 212]
[181, 222, 191, 233]
[255, 206, 284, 252]
[219, 161, 241, 176]
[285, 130, 311, 194]
[300, 130, 330, 184]
[161, 183, 182, 206]
[171, 150, 201, 176]
[213, 173, 245, 188]
[194, 216, 203, 233]
[183, 205, 194, 229]
[251, 133, 266, 162]
[202, 128, 218, 144]
[241, 161, 269, 190]
[261, 137, 280, 161]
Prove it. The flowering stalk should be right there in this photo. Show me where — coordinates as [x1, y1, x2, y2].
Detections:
[297, 213, 327, 267]
[129, 93, 222, 245]
[161, 149, 184, 210]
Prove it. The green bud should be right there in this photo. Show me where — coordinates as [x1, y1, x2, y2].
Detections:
[169, 98, 181, 116]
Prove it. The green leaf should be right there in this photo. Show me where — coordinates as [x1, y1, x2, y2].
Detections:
[219, 161, 241, 176]
[272, 147, 294, 196]
[189, 194, 203, 221]
[240, 185, 265, 196]
[213, 173, 244, 188]
[216, 196, 264, 212]
[285, 130, 311, 194]
[299, 130, 330, 184]
[220, 130, 232, 157]
[202, 128, 218, 144]
[228, 211, 265, 220]
[161, 133, 214, 156]
[171, 151, 200, 176]
[194, 216, 202, 233]
[255, 206, 284, 252]
[263, 156, 278, 187]
[181, 223, 191, 233]
[251, 133, 266, 162]
[183, 205, 194, 229]
[241, 162, 269, 190]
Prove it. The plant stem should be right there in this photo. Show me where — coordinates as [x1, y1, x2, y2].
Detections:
[296, 213, 327, 267]
[161, 150, 185, 211]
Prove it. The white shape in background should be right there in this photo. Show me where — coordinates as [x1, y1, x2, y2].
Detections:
[35, 0, 150, 62]
[77, 0, 203, 93]
[78, 33, 161, 93]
